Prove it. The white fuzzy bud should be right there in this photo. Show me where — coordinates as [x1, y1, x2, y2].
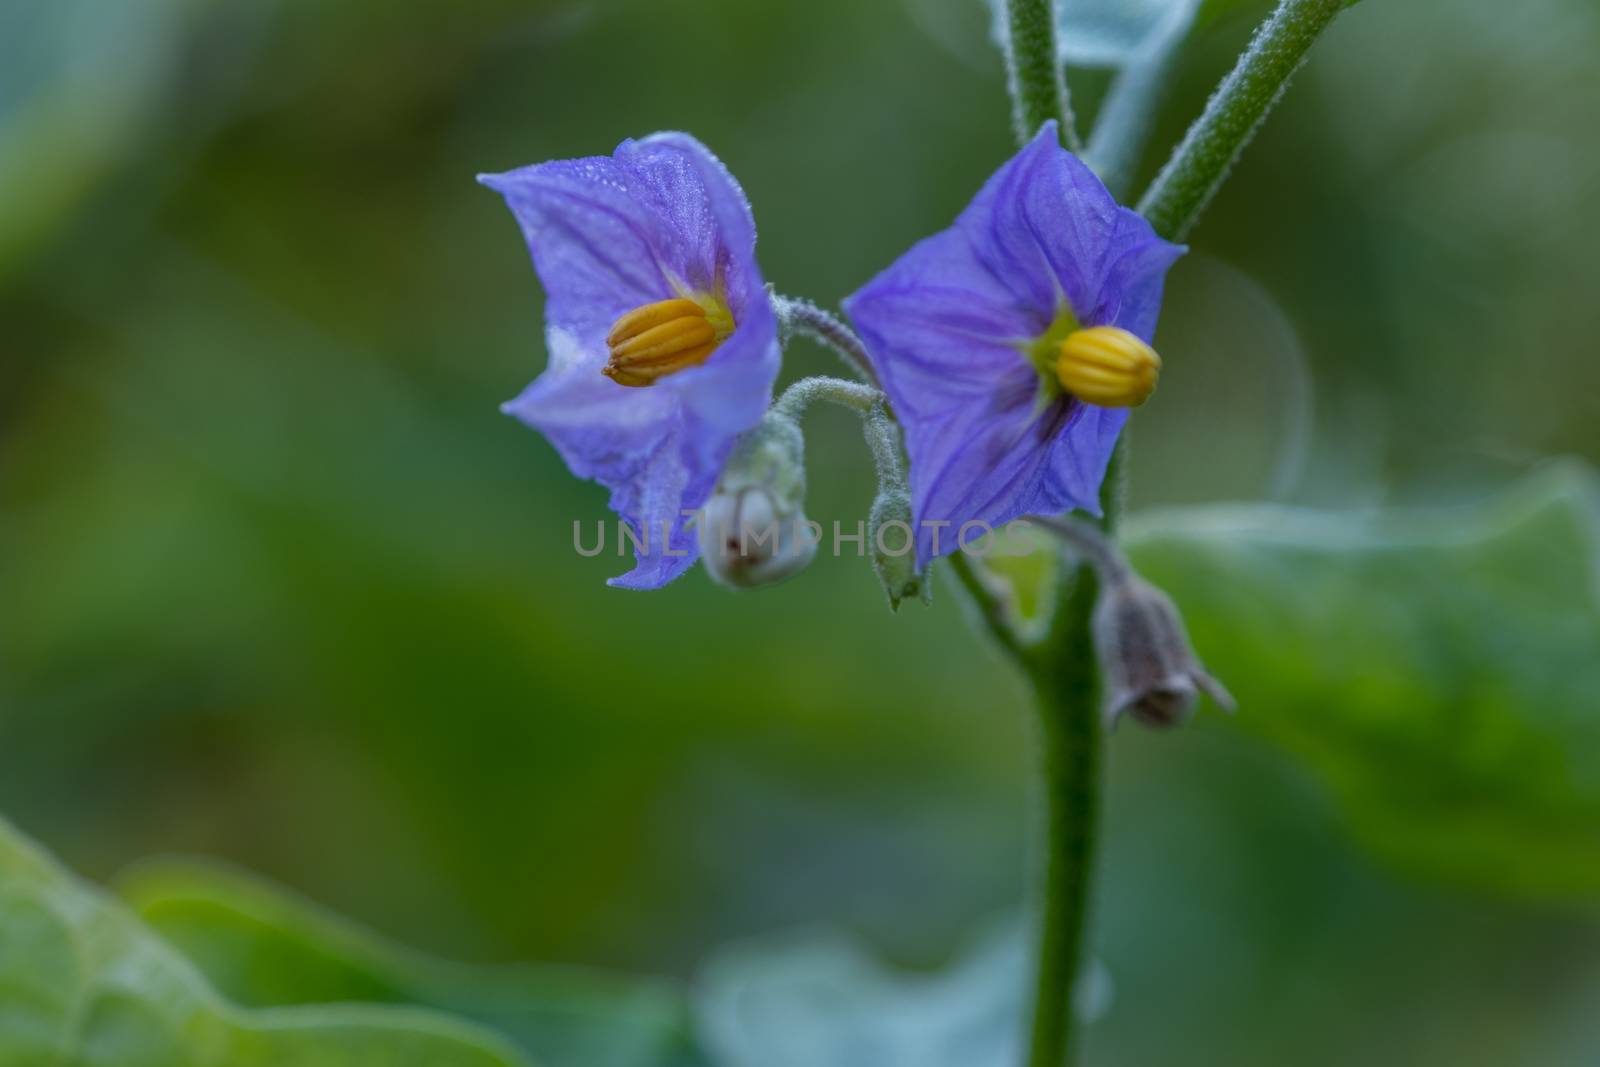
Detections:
[698, 485, 818, 589]
[698, 411, 817, 590]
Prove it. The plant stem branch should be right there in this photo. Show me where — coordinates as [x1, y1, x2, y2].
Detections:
[774, 373, 909, 495]
[1137, 0, 1346, 240]
[1023, 581, 1102, 1067]
[944, 526, 1107, 1067]
[1027, 513, 1132, 585]
[1003, 0, 1079, 149]
[771, 375, 880, 421]
[772, 294, 879, 386]
[859, 405, 906, 489]
[947, 551, 1029, 664]
[1004, 394, 1130, 1067]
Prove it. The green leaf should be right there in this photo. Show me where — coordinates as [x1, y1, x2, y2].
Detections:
[1022, 0, 1357, 73]
[1008, 0, 1252, 69]
[117, 859, 707, 1067]
[1056, 0, 1194, 67]
[985, 0, 1192, 70]
[1125, 462, 1600, 901]
[0, 815, 530, 1067]
[695, 924, 1108, 1067]
[696, 926, 1017, 1067]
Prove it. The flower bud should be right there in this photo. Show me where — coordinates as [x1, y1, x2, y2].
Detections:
[868, 487, 926, 610]
[698, 411, 817, 590]
[698, 485, 818, 589]
[1091, 574, 1233, 729]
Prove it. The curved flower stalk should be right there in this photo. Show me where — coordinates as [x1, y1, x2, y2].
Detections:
[844, 121, 1184, 569]
[481, 133, 780, 589]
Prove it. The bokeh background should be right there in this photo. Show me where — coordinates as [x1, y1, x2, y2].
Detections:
[4, 0, 1600, 1063]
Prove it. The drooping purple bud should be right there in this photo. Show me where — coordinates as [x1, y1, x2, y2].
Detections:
[1091, 574, 1234, 729]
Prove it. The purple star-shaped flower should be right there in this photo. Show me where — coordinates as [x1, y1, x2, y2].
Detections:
[482, 133, 779, 589]
[844, 121, 1184, 568]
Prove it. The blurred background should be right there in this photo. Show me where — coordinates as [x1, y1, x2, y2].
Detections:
[4, 0, 1600, 1063]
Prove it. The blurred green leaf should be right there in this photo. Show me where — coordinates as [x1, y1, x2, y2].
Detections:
[696, 925, 1109, 1067]
[1059, 0, 1200, 66]
[0, 0, 184, 275]
[1126, 462, 1600, 901]
[1194, 0, 1271, 27]
[0, 816, 530, 1067]
[984, 0, 1197, 69]
[118, 859, 707, 1067]
[1019, 0, 1356, 72]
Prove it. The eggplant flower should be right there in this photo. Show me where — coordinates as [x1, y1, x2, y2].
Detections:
[844, 121, 1184, 568]
[481, 133, 779, 588]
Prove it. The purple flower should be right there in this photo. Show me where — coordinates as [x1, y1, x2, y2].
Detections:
[482, 133, 779, 589]
[844, 121, 1184, 568]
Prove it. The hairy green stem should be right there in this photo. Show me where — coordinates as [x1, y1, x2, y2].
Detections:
[949, 540, 1103, 1067]
[1028, 513, 1132, 585]
[859, 404, 906, 489]
[1010, 437, 1125, 1067]
[948, 551, 1029, 663]
[773, 373, 908, 499]
[1023, 570, 1102, 1067]
[771, 375, 880, 420]
[1137, 0, 1347, 240]
[772, 294, 878, 385]
[1003, 0, 1079, 149]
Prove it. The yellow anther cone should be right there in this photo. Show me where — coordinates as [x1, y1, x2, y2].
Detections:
[1056, 326, 1161, 407]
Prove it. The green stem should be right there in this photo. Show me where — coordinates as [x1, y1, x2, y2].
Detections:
[1023, 571, 1102, 1067]
[1003, 0, 1079, 149]
[1137, 0, 1346, 240]
[771, 294, 878, 385]
[947, 551, 1028, 663]
[946, 544, 1104, 1067]
[771, 375, 880, 420]
[1010, 429, 1127, 1067]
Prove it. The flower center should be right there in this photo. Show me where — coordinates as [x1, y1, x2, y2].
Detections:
[1056, 326, 1161, 408]
[604, 295, 735, 388]
[1022, 308, 1161, 408]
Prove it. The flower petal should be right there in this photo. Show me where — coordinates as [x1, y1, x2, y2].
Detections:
[955, 121, 1123, 321]
[906, 385, 1113, 567]
[1044, 402, 1127, 513]
[603, 422, 709, 590]
[666, 294, 781, 458]
[502, 327, 677, 483]
[1085, 208, 1186, 340]
[617, 133, 763, 311]
[479, 158, 672, 344]
[618, 133, 778, 461]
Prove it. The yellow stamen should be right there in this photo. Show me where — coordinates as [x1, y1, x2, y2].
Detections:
[606, 298, 705, 346]
[604, 296, 732, 387]
[1056, 326, 1161, 408]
